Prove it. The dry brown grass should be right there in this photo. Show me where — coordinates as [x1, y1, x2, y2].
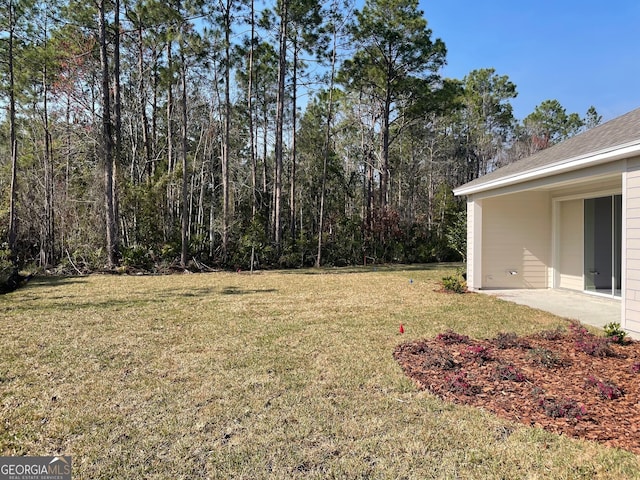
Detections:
[1, 265, 639, 478]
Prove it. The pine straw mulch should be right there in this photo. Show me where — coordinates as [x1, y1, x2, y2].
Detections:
[393, 322, 640, 454]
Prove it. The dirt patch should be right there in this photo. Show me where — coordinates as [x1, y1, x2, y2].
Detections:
[393, 322, 640, 454]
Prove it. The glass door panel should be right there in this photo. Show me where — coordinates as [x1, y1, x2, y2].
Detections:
[584, 195, 622, 297]
[614, 194, 622, 297]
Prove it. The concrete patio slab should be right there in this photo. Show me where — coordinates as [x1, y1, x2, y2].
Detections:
[480, 289, 639, 339]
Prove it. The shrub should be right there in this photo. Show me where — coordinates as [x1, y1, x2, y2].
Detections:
[568, 320, 615, 357]
[423, 350, 459, 370]
[603, 322, 628, 344]
[403, 342, 430, 356]
[567, 321, 590, 338]
[493, 332, 530, 350]
[538, 396, 586, 420]
[537, 327, 566, 341]
[444, 371, 478, 396]
[463, 344, 493, 364]
[586, 376, 623, 400]
[574, 337, 614, 357]
[436, 330, 471, 345]
[528, 348, 564, 368]
[0, 245, 13, 268]
[440, 271, 467, 293]
[121, 245, 154, 270]
[160, 243, 180, 262]
[493, 363, 526, 382]
[445, 211, 467, 262]
[278, 251, 303, 269]
[0, 245, 15, 279]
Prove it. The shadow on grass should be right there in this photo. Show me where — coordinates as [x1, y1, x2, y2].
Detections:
[152, 287, 218, 298]
[221, 286, 278, 295]
[173, 288, 217, 297]
[276, 263, 463, 275]
[49, 299, 157, 311]
[24, 275, 89, 289]
[2, 297, 158, 313]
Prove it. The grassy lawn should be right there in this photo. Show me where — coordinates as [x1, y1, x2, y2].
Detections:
[1, 265, 638, 478]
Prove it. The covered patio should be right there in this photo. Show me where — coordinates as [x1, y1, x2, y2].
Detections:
[454, 107, 640, 335]
[481, 288, 640, 338]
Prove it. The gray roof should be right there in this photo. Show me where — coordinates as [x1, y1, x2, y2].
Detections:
[454, 106, 640, 194]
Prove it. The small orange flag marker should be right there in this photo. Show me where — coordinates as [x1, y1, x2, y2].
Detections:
[399, 323, 405, 334]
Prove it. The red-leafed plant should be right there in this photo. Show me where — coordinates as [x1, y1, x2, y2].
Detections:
[586, 375, 623, 400]
[493, 363, 526, 382]
[463, 344, 493, 364]
[538, 396, 586, 420]
[568, 321, 615, 357]
[444, 371, 478, 396]
[436, 330, 471, 345]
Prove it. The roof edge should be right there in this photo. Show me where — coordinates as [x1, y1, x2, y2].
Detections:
[453, 140, 640, 197]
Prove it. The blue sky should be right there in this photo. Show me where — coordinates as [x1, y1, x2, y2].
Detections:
[420, 0, 640, 122]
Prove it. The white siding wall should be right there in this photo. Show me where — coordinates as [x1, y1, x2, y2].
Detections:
[466, 199, 482, 290]
[624, 165, 640, 332]
[481, 191, 551, 288]
[466, 200, 474, 289]
[558, 200, 584, 290]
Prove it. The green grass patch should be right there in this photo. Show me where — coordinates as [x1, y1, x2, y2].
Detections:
[1, 265, 638, 478]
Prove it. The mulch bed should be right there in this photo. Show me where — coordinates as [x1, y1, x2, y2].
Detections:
[393, 322, 640, 454]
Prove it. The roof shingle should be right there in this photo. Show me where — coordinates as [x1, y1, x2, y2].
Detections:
[455, 106, 640, 193]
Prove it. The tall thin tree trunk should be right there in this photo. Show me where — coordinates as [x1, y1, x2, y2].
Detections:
[112, 0, 122, 253]
[42, 54, 55, 267]
[289, 40, 298, 242]
[262, 96, 269, 236]
[197, 154, 206, 245]
[62, 94, 71, 254]
[221, 0, 231, 259]
[151, 45, 159, 177]
[189, 127, 205, 246]
[316, 19, 338, 268]
[274, 0, 288, 247]
[247, 0, 258, 272]
[180, 49, 189, 268]
[262, 101, 268, 198]
[247, 0, 257, 220]
[98, 0, 118, 268]
[166, 41, 174, 241]
[381, 86, 391, 209]
[138, 23, 152, 181]
[7, 0, 18, 258]
[209, 160, 216, 258]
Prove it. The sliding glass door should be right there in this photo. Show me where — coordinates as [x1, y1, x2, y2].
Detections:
[584, 195, 622, 297]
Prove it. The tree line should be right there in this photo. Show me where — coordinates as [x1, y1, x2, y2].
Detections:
[0, 0, 601, 273]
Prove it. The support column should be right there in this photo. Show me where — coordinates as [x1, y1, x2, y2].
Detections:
[467, 198, 482, 290]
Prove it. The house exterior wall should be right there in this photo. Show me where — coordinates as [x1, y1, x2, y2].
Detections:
[623, 161, 640, 333]
[481, 191, 551, 288]
[457, 140, 637, 330]
[558, 199, 584, 290]
[466, 199, 482, 290]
